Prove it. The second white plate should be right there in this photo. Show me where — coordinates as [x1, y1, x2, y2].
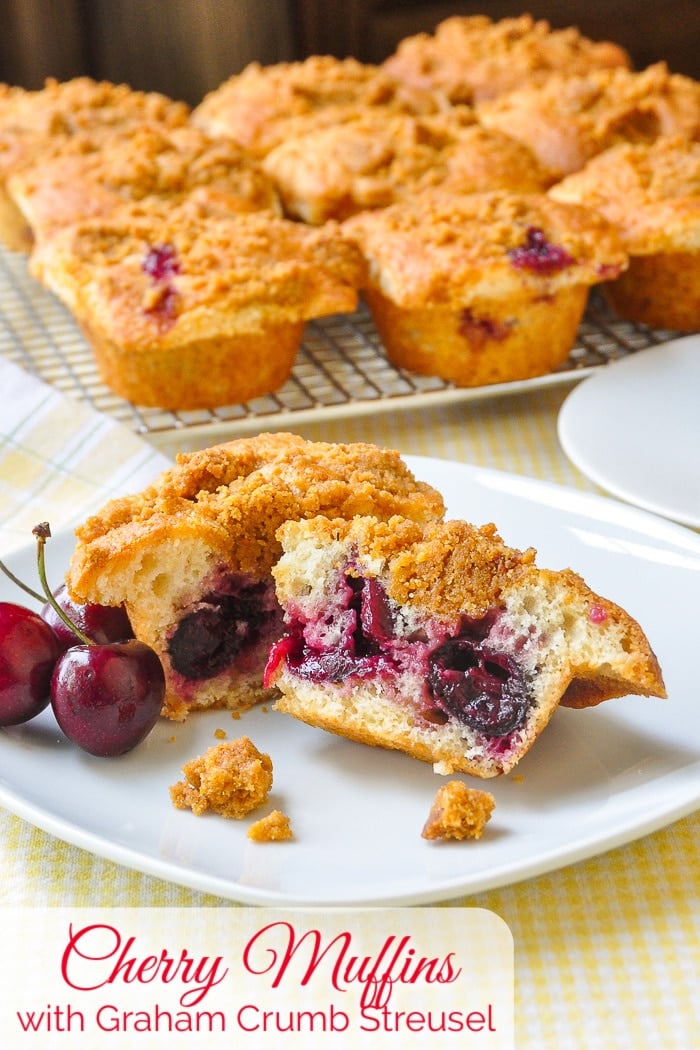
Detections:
[558, 336, 700, 528]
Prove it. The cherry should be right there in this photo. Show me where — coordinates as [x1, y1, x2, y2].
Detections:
[41, 583, 133, 652]
[0, 522, 165, 756]
[427, 635, 531, 737]
[50, 640, 165, 757]
[0, 601, 62, 726]
[507, 226, 575, 275]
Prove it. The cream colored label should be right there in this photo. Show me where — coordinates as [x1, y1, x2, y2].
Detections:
[0, 907, 513, 1048]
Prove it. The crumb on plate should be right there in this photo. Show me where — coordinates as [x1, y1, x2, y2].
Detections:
[247, 810, 294, 842]
[169, 736, 273, 819]
[421, 781, 495, 841]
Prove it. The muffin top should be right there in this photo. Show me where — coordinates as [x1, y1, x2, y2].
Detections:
[382, 14, 629, 105]
[191, 56, 438, 157]
[342, 190, 627, 306]
[478, 63, 700, 177]
[0, 77, 189, 177]
[68, 433, 446, 585]
[263, 106, 553, 224]
[30, 199, 366, 347]
[9, 123, 280, 243]
[550, 136, 700, 253]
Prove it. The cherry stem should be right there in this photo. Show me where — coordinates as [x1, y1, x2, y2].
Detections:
[32, 522, 93, 647]
[0, 558, 45, 603]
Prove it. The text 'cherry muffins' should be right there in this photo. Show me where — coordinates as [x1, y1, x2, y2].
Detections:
[265, 515, 666, 778]
[65, 433, 445, 722]
[343, 190, 627, 388]
[28, 198, 365, 409]
[550, 136, 700, 330]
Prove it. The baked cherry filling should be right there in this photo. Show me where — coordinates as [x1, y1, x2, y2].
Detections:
[167, 577, 277, 681]
[508, 226, 575, 275]
[267, 568, 533, 738]
[271, 574, 396, 683]
[426, 632, 530, 737]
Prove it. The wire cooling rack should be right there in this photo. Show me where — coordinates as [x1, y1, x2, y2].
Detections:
[0, 244, 677, 449]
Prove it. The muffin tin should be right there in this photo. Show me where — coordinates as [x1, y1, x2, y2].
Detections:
[0, 244, 677, 450]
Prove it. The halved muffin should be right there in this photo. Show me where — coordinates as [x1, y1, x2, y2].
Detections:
[66, 433, 445, 721]
[266, 515, 666, 777]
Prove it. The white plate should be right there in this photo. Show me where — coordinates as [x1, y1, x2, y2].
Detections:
[1, 458, 699, 906]
[558, 336, 700, 528]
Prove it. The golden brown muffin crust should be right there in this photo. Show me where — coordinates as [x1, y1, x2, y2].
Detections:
[169, 737, 273, 818]
[68, 434, 445, 589]
[550, 136, 700, 253]
[30, 199, 366, 349]
[192, 56, 438, 156]
[9, 123, 280, 243]
[383, 14, 630, 104]
[263, 107, 553, 223]
[478, 63, 700, 177]
[343, 190, 627, 307]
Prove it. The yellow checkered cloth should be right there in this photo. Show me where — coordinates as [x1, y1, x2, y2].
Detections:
[1, 359, 698, 1049]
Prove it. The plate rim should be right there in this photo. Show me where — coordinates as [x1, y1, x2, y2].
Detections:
[557, 335, 700, 528]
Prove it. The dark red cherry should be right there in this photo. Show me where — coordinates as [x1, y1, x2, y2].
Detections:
[50, 640, 165, 757]
[508, 226, 574, 275]
[42, 584, 133, 652]
[0, 601, 62, 726]
[427, 635, 531, 737]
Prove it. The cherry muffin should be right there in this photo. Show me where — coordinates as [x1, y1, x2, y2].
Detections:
[0, 77, 189, 251]
[29, 198, 365, 408]
[550, 136, 700, 330]
[478, 63, 700, 179]
[191, 55, 438, 158]
[66, 433, 445, 721]
[382, 14, 629, 106]
[265, 515, 665, 778]
[8, 123, 280, 248]
[263, 106, 553, 225]
[342, 189, 627, 387]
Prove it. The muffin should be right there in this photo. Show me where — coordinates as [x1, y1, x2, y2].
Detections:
[343, 190, 627, 387]
[7, 123, 281, 248]
[382, 14, 630, 106]
[550, 136, 700, 330]
[29, 198, 365, 408]
[263, 106, 554, 225]
[478, 63, 700, 179]
[0, 77, 189, 251]
[65, 433, 445, 721]
[191, 55, 438, 158]
[265, 515, 666, 778]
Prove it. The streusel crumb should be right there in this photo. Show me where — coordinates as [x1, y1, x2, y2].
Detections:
[421, 781, 495, 841]
[247, 810, 294, 842]
[169, 736, 273, 819]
